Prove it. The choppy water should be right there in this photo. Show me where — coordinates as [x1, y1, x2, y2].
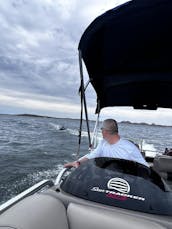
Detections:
[0, 114, 172, 204]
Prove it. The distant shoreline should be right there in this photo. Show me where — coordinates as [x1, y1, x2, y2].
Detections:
[119, 120, 172, 128]
[0, 113, 79, 121]
[0, 113, 171, 127]
[0, 113, 52, 119]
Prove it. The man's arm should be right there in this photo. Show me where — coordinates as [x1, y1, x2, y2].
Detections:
[64, 140, 103, 168]
[64, 157, 88, 168]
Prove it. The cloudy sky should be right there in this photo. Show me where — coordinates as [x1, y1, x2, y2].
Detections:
[0, 0, 171, 126]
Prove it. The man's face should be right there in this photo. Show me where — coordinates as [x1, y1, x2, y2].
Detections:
[101, 128, 108, 139]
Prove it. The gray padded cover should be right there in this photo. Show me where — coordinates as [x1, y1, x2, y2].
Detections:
[154, 156, 172, 172]
[0, 194, 68, 229]
[67, 202, 166, 229]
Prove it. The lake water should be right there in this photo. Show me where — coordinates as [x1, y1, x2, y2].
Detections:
[0, 114, 172, 204]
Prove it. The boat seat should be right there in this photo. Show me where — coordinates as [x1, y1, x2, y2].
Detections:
[0, 193, 69, 229]
[67, 202, 165, 229]
[0, 192, 168, 229]
[153, 155, 172, 181]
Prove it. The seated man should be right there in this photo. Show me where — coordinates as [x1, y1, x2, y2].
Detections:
[64, 119, 149, 168]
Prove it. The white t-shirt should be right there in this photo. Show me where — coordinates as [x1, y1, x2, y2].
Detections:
[86, 138, 149, 167]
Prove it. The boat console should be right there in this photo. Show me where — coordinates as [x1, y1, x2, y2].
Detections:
[61, 158, 172, 216]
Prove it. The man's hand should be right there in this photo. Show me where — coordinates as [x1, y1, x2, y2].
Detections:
[64, 161, 80, 168]
[64, 157, 88, 168]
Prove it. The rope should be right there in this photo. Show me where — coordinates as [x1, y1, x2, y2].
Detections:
[76, 84, 84, 159]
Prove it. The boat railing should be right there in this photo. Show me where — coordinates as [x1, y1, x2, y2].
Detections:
[0, 179, 54, 214]
[55, 168, 70, 186]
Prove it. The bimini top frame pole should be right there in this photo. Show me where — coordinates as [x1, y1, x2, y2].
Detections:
[77, 49, 91, 157]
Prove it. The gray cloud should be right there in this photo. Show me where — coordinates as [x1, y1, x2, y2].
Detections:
[1, 0, 171, 125]
[1, 0, 110, 116]
[0, 0, 84, 103]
